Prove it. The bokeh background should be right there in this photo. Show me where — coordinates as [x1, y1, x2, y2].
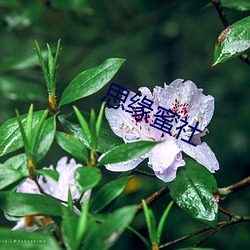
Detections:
[0, 0, 249, 249]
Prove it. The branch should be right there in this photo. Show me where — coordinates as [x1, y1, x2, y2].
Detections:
[159, 216, 250, 249]
[211, 0, 250, 66]
[134, 169, 156, 178]
[193, 216, 250, 247]
[136, 186, 169, 215]
[218, 176, 250, 198]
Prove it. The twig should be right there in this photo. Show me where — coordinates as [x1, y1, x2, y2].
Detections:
[218, 176, 250, 198]
[218, 206, 235, 218]
[193, 216, 250, 247]
[136, 186, 169, 215]
[159, 216, 250, 249]
[134, 169, 156, 178]
[211, 0, 250, 66]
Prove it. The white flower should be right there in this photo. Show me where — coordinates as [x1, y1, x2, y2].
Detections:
[12, 157, 90, 231]
[103, 79, 219, 182]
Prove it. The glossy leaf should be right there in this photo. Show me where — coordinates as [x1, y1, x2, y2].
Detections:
[59, 113, 123, 153]
[97, 140, 159, 166]
[83, 205, 137, 250]
[59, 58, 125, 106]
[213, 16, 250, 65]
[168, 159, 218, 227]
[91, 176, 132, 213]
[0, 228, 60, 250]
[0, 164, 27, 190]
[36, 116, 56, 162]
[142, 200, 157, 245]
[157, 201, 174, 244]
[0, 76, 46, 102]
[62, 215, 80, 250]
[221, 0, 250, 11]
[0, 192, 65, 216]
[4, 153, 28, 175]
[56, 131, 89, 165]
[0, 111, 44, 157]
[75, 167, 102, 194]
[36, 169, 59, 181]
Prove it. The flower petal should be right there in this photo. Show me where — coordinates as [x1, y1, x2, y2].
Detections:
[16, 178, 40, 194]
[153, 79, 214, 131]
[105, 156, 146, 172]
[148, 137, 185, 182]
[180, 141, 219, 173]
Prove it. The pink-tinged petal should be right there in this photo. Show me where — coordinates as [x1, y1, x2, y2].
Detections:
[16, 178, 40, 194]
[148, 137, 185, 182]
[179, 140, 219, 173]
[153, 79, 214, 131]
[105, 156, 146, 172]
[40, 157, 82, 201]
[105, 88, 160, 142]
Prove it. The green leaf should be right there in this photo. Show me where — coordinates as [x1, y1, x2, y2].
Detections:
[89, 108, 97, 150]
[36, 169, 59, 181]
[168, 159, 218, 227]
[56, 131, 89, 165]
[0, 228, 60, 250]
[221, 0, 250, 11]
[0, 111, 44, 157]
[142, 200, 157, 245]
[73, 106, 91, 147]
[157, 201, 174, 244]
[59, 58, 125, 106]
[97, 140, 159, 166]
[62, 215, 80, 250]
[91, 176, 132, 213]
[4, 153, 28, 175]
[213, 16, 250, 65]
[36, 116, 56, 162]
[59, 112, 123, 153]
[83, 205, 137, 250]
[75, 167, 102, 194]
[0, 76, 46, 102]
[0, 192, 65, 216]
[0, 164, 27, 190]
[62, 201, 89, 250]
[96, 102, 105, 140]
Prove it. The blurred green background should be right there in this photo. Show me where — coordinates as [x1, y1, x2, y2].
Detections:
[0, 0, 249, 249]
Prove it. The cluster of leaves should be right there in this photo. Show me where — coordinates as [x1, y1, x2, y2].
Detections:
[0, 1, 249, 249]
[0, 39, 220, 250]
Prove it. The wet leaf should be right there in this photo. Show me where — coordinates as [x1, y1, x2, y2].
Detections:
[0, 164, 27, 190]
[213, 16, 250, 65]
[59, 58, 125, 106]
[97, 140, 158, 166]
[59, 112, 123, 153]
[56, 131, 89, 165]
[75, 167, 102, 194]
[168, 159, 218, 227]
[83, 205, 137, 250]
[0, 192, 65, 216]
[0, 111, 44, 157]
[91, 176, 132, 213]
